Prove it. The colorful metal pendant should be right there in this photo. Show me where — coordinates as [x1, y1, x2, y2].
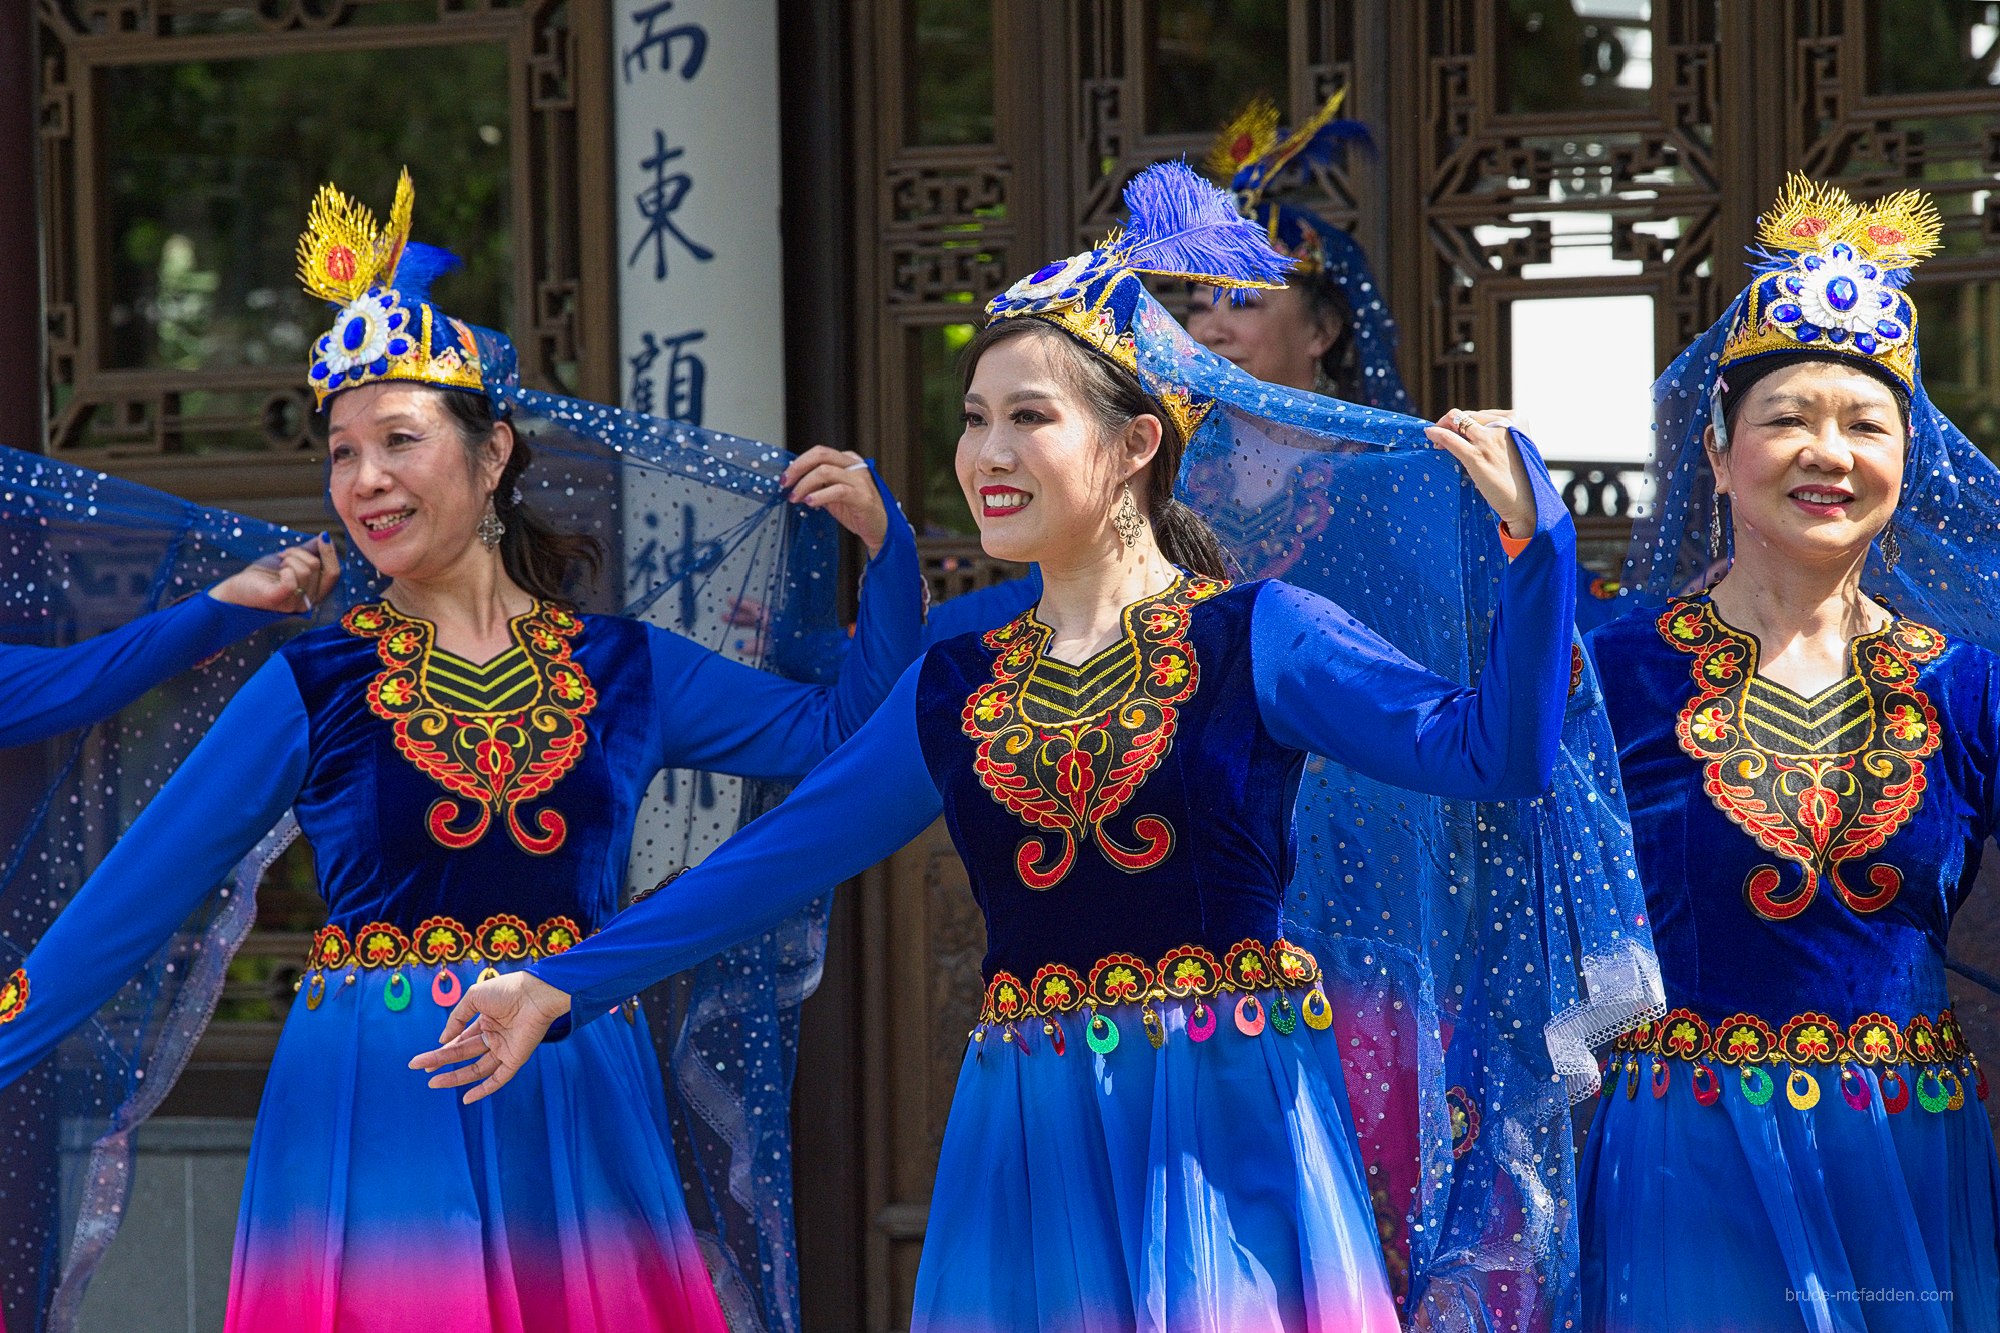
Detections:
[1946, 1068, 1966, 1111]
[1624, 1056, 1640, 1100]
[1691, 1062, 1721, 1106]
[1880, 1067, 1910, 1113]
[384, 970, 412, 1012]
[1839, 1065, 1871, 1111]
[1270, 994, 1298, 1036]
[303, 971, 326, 1011]
[1785, 1067, 1819, 1110]
[1044, 1018, 1065, 1056]
[1740, 1064, 1774, 1107]
[1301, 986, 1332, 1030]
[1142, 1001, 1165, 1050]
[1086, 1011, 1120, 1055]
[1234, 995, 1266, 1037]
[1187, 1002, 1216, 1043]
[1650, 1058, 1669, 1099]
[1915, 1068, 1949, 1114]
[477, 966, 499, 984]
[431, 967, 462, 1008]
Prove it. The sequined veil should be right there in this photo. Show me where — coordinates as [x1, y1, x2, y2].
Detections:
[1, 327, 850, 1333]
[1140, 303, 1663, 1327]
[0, 449, 317, 1331]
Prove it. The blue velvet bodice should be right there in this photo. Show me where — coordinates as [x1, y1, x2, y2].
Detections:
[280, 604, 655, 937]
[915, 580, 1305, 982]
[1589, 597, 2000, 1025]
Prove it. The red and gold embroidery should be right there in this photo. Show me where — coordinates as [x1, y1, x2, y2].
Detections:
[1445, 1086, 1481, 1158]
[1658, 599, 1942, 920]
[964, 575, 1227, 889]
[307, 913, 585, 971]
[0, 967, 26, 1024]
[978, 937, 1322, 1023]
[344, 601, 597, 856]
[1615, 1004, 1969, 1069]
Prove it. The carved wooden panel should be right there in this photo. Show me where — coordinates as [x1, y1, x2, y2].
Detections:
[36, 0, 615, 527]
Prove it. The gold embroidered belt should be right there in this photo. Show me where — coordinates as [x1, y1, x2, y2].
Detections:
[974, 938, 1329, 1055]
[297, 914, 587, 1012]
[1608, 1006, 1987, 1114]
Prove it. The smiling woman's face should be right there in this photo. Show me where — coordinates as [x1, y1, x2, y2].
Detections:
[326, 382, 509, 583]
[954, 330, 1144, 568]
[1183, 282, 1334, 393]
[1711, 358, 1907, 572]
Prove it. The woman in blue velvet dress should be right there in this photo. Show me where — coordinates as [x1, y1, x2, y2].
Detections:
[1580, 178, 2000, 1330]
[0, 174, 923, 1332]
[417, 163, 1653, 1331]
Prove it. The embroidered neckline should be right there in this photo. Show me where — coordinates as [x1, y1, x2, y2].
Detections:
[964, 574, 1228, 889]
[1658, 596, 1944, 920]
[343, 600, 597, 855]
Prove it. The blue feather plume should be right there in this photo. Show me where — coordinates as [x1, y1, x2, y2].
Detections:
[1116, 161, 1295, 288]
[391, 242, 463, 305]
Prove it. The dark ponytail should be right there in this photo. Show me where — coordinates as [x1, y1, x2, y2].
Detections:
[436, 390, 605, 603]
[962, 320, 1232, 580]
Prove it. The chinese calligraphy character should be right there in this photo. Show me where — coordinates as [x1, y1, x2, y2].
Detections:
[623, 1, 707, 82]
[627, 329, 706, 425]
[628, 130, 716, 281]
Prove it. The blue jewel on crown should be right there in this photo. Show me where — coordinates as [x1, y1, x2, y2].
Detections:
[1764, 239, 1910, 357]
[988, 248, 1115, 318]
[309, 286, 416, 390]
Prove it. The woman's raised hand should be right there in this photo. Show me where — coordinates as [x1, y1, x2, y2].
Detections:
[781, 446, 890, 555]
[209, 534, 341, 615]
[1423, 409, 1540, 540]
[408, 970, 574, 1105]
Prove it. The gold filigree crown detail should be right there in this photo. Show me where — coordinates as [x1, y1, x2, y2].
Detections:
[1720, 175, 1943, 393]
[297, 170, 485, 407]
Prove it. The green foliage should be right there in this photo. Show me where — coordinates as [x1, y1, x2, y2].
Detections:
[103, 45, 513, 375]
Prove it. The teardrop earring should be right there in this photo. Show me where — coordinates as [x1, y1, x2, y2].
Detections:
[1113, 483, 1144, 549]
[1709, 492, 1726, 561]
[1881, 522, 1902, 571]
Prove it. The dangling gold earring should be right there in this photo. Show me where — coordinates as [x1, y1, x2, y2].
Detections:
[478, 494, 506, 549]
[1113, 482, 1145, 549]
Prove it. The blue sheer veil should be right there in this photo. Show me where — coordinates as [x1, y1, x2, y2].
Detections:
[0, 448, 319, 1332]
[1126, 294, 1664, 1328]
[0, 366, 848, 1333]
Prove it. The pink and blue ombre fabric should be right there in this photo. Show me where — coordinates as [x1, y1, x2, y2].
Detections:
[230, 967, 720, 1332]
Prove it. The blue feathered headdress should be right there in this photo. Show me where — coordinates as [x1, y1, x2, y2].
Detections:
[986, 159, 1293, 439]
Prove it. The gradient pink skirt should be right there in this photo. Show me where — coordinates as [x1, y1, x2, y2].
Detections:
[223, 963, 726, 1333]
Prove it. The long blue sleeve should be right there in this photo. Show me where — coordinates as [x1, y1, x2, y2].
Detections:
[649, 467, 924, 775]
[0, 592, 284, 749]
[1251, 443, 1577, 799]
[534, 661, 941, 1021]
[0, 657, 309, 1086]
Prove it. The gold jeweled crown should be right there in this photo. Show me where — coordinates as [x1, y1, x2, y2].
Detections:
[297, 170, 487, 407]
[1719, 176, 1943, 394]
